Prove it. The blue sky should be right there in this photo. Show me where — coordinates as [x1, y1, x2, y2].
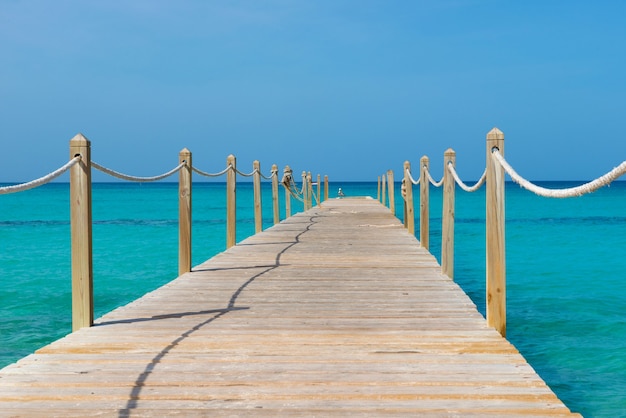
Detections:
[1, 0, 625, 182]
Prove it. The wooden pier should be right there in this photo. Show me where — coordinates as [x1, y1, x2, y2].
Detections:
[0, 198, 578, 416]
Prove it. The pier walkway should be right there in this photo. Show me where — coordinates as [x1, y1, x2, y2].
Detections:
[0, 198, 578, 416]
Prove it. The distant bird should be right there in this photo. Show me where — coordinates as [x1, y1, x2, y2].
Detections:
[338, 188, 345, 198]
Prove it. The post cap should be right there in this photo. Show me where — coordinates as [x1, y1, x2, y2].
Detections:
[487, 127, 504, 140]
[69, 133, 90, 146]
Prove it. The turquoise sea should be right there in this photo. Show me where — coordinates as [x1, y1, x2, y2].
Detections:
[1, 180, 625, 417]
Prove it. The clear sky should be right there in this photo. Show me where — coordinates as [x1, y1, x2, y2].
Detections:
[1, 0, 625, 182]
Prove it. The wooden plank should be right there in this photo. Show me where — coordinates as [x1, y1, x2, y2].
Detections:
[0, 198, 580, 416]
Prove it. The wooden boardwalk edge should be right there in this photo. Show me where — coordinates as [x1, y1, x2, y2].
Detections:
[0, 197, 580, 416]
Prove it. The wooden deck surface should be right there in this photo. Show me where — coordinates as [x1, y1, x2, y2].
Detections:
[0, 198, 579, 417]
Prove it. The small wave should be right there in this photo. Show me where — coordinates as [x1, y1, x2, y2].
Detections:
[441, 216, 626, 226]
[509, 216, 626, 225]
[0, 220, 69, 227]
[93, 219, 177, 226]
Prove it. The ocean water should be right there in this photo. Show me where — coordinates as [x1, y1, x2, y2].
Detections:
[2, 180, 626, 417]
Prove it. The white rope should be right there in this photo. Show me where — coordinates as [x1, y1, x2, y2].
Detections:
[311, 188, 320, 206]
[91, 161, 185, 182]
[235, 167, 277, 180]
[426, 168, 444, 187]
[405, 168, 420, 185]
[280, 172, 304, 202]
[294, 176, 306, 195]
[292, 177, 305, 201]
[289, 175, 301, 195]
[492, 150, 626, 197]
[260, 170, 277, 181]
[192, 165, 232, 178]
[448, 164, 486, 192]
[0, 156, 81, 195]
[284, 180, 305, 202]
[234, 167, 257, 178]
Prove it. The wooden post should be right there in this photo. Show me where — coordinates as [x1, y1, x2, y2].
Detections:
[271, 164, 279, 225]
[486, 127, 506, 337]
[324, 175, 329, 201]
[253, 160, 262, 234]
[69, 133, 93, 331]
[307, 172, 313, 208]
[420, 156, 430, 250]
[403, 161, 415, 235]
[377, 176, 381, 202]
[317, 174, 321, 205]
[381, 174, 387, 208]
[284, 166, 292, 218]
[302, 171, 309, 210]
[226, 154, 236, 248]
[387, 170, 395, 215]
[403, 180, 407, 228]
[442, 149, 455, 279]
[178, 148, 192, 275]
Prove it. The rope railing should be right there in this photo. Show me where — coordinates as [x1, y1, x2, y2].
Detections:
[260, 170, 277, 181]
[234, 167, 257, 178]
[448, 165, 486, 192]
[192, 164, 232, 178]
[281, 172, 305, 203]
[288, 187, 305, 203]
[0, 156, 81, 195]
[397, 138, 506, 336]
[288, 170, 327, 210]
[426, 169, 444, 187]
[405, 168, 420, 185]
[492, 150, 626, 197]
[91, 161, 185, 182]
[2, 133, 326, 334]
[192, 164, 278, 181]
[296, 176, 307, 196]
[397, 127, 625, 339]
[311, 187, 321, 206]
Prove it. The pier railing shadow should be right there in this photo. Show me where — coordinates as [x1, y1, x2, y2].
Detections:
[116, 214, 317, 417]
